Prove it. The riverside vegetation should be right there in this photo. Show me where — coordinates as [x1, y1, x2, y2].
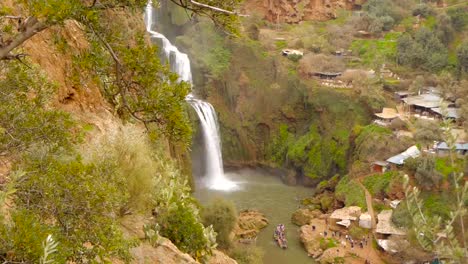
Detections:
[0, 0, 467, 263]
[165, 0, 467, 262]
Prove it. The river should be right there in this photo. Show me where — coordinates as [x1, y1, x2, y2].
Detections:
[194, 168, 317, 264]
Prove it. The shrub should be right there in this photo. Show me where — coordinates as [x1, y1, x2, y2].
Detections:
[319, 238, 339, 250]
[335, 176, 367, 209]
[0, 61, 74, 157]
[12, 149, 131, 262]
[363, 172, 399, 197]
[202, 198, 237, 249]
[391, 203, 412, 228]
[298, 54, 345, 76]
[229, 245, 264, 264]
[349, 226, 368, 240]
[412, 4, 434, 18]
[158, 202, 210, 257]
[397, 28, 449, 72]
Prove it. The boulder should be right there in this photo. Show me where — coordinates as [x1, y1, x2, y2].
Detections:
[359, 212, 372, 229]
[130, 239, 197, 264]
[207, 250, 238, 264]
[317, 247, 345, 263]
[233, 210, 269, 239]
[299, 224, 324, 258]
[291, 208, 322, 226]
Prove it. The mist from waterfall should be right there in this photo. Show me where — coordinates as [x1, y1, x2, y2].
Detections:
[145, 1, 237, 191]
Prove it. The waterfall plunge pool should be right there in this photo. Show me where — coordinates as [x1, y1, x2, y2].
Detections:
[195, 168, 317, 264]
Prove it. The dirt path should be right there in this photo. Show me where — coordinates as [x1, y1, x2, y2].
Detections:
[356, 180, 377, 229]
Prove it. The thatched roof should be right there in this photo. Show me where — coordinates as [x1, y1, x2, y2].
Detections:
[375, 108, 398, 119]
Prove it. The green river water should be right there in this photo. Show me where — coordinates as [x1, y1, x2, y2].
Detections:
[195, 168, 317, 264]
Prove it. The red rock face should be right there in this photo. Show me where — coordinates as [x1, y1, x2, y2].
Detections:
[242, 0, 366, 23]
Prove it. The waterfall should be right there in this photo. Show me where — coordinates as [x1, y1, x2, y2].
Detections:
[145, 1, 237, 191]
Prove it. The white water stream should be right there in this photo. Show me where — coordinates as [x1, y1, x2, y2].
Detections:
[145, 1, 237, 191]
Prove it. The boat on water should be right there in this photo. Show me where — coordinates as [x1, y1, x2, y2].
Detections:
[274, 224, 287, 249]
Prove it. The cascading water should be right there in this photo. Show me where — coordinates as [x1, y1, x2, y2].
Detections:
[145, 1, 237, 191]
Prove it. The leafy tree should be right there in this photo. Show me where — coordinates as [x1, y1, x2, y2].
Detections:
[0, 0, 244, 145]
[447, 7, 468, 32]
[435, 13, 455, 45]
[457, 43, 468, 74]
[412, 3, 435, 18]
[397, 28, 448, 72]
[414, 157, 443, 189]
[12, 149, 131, 261]
[202, 198, 237, 249]
[413, 120, 441, 150]
[0, 62, 74, 157]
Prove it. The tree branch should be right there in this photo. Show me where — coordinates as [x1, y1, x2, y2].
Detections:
[189, 0, 248, 16]
[0, 17, 47, 60]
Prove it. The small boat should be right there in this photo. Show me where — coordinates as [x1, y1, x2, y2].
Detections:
[274, 224, 288, 249]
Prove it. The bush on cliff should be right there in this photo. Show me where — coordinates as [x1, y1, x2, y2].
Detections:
[335, 175, 367, 209]
[202, 198, 237, 249]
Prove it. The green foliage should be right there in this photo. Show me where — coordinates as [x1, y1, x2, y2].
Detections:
[363, 172, 400, 197]
[457, 42, 468, 73]
[0, 210, 62, 263]
[391, 203, 412, 228]
[403, 175, 467, 261]
[267, 124, 294, 164]
[0, 61, 74, 157]
[40, 235, 59, 264]
[335, 176, 367, 209]
[414, 157, 443, 189]
[421, 193, 452, 220]
[350, 32, 400, 66]
[229, 245, 264, 264]
[158, 202, 211, 258]
[176, 20, 232, 78]
[348, 226, 368, 240]
[202, 198, 237, 249]
[362, 0, 407, 31]
[397, 28, 449, 72]
[412, 4, 435, 18]
[447, 6, 468, 31]
[14, 149, 131, 261]
[319, 237, 338, 250]
[275, 39, 287, 49]
[152, 163, 216, 260]
[353, 124, 394, 164]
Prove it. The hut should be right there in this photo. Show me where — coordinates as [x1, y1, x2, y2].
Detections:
[374, 108, 399, 126]
[394, 91, 412, 101]
[435, 142, 468, 156]
[430, 107, 460, 122]
[371, 161, 390, 173]
[386, 145, 420, 167]
[402, 92, 442, 117]
[310, 71, 342, 80]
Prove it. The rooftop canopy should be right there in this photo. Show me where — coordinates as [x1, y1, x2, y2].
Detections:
[436, 142, 468, 151]
[375, 108, 398, 119]
[403, 93, 442, 109]
[386, 145, 420, 165]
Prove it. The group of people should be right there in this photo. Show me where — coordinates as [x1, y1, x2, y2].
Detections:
[311, 221, 372, 263]
[274, 224, 287, 248]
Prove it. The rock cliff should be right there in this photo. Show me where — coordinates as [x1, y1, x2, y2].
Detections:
[243, 0, 367, 23]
